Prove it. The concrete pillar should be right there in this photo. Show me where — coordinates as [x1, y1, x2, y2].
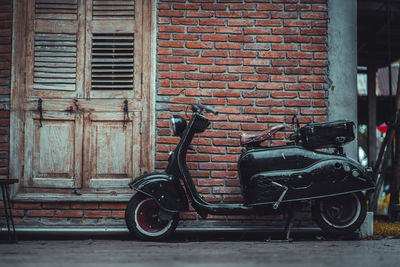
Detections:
[327, 0, 358, 160]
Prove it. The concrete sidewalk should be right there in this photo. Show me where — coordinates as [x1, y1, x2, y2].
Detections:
[0, 232, 399, 267]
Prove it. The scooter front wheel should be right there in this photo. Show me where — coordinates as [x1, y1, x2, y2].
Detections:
[125, 193, 179, 241]
[311, 192, 367, 237]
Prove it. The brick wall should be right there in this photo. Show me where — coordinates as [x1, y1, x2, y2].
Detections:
[155, 0, 328, 220]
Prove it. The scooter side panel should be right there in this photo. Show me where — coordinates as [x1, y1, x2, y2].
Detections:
[238, 146, 374, 205]
[245, 158, 375, 205]
[129, 173, 189, 212]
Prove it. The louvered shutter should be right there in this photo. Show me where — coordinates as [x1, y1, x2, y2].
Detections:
[26, 0, 85, 99]
[85, 0, 142, 99]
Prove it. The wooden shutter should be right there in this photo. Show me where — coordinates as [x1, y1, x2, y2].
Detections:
[85, 0, 142, 99]
[22, 0, 85, 189]
[26, 0, 85, 99]
[83, 0, 144, 190]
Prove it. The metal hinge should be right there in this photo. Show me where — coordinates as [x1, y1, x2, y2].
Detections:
[141, 72, 143, 84]
[140, 124, 143, 134]
[23, 72, 26, 85]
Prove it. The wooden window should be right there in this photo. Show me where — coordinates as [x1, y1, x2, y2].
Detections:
[10, 0, 155, 201]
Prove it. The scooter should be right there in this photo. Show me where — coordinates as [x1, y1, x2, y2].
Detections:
[125, 103, 375, 241]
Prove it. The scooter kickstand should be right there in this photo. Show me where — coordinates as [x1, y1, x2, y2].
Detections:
[283, 208, 295, 242]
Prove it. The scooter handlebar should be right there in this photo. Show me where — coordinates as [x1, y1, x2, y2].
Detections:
[193, 103, 219, 115]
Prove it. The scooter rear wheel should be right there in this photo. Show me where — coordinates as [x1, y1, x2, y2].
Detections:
[125, 193, 179, 241]
[311, 192, 367, 237]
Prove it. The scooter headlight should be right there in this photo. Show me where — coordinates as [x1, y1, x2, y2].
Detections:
[170, 115, 187, 137]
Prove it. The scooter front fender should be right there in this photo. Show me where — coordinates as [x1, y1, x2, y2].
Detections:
[129, 172, 188, 213]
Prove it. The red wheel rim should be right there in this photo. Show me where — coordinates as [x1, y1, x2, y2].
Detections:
[135, 198, 171, 235]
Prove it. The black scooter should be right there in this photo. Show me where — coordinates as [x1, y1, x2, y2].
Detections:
[125, 103, 375, 240]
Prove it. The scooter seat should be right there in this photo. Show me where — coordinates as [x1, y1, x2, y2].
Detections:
[240, 124, 285, 146]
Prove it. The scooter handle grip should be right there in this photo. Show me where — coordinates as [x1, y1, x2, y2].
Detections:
[198, 103, 219, 115]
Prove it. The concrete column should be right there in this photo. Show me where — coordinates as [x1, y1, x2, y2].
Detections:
[327, 0, 358, 159]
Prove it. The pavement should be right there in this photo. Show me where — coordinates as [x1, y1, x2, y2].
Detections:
[0, 232, 399, 267]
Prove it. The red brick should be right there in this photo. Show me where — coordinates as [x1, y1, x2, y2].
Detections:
[202, 50, 228, 57]
[259, 51, 284, 58]
[186, 57, 213, 64]
[185, 73, 213, 80]
[55, 210, 83, 217]
[230, 51, 257, 57]
[213, 90, 240, 97]
[186, 88, 212, 96]
[299, 75, 326, 83]
[213, 74, 239, 81]
[300, 60, 326, 67]
[171, 64, 196, 72]
[255, 20, 282, 27]
[187, 27, 214, 33]
[271, 44, 298, 51]
[285, 4, 311, 11]
[187, 11, 213, 18]
[216, 59, 243, 65]
[301, 44, 326, 52]
[257, 83, 284, 90]
[159, 10, 184, 17]
[200, 66, 226, 73]
[285, 67, 312, 75]
[284, 20, 311, 27]
[301, 12, 327, 20]
[171, 80, 198, 88]
[201, 35, 228, 42]
[256, 36, 282, 43]
[216, 27, 242, 34]
[158, 56, 184, 63]
[200, 19, 225, 26]
[159, 72, 184, 79]
[216, 11, 242, 18]
[227, 98, 253, 106]
[271, 75, 296, 83]
[186, 42, 213, 49]
[198, 179, 224, 186]
[228, 19, 253, 26]
[244, 59, 270, 66]
[42, 203, 70, 209]
[256, 67, 283, 74]
[202, 4, 226, 10]
[173, 49, 199, 56]
[13, 203, 41, 209]
[174, 4, 200, 10]
[229, 35, 254, 42]
[244, 28, 271, 35]
[171, 18, 198, 25]
[257, 4, 282, 10]
[84, 211, 111, 218]
[243, 107, 268, 114]
[27, 210, 54, 217]
[286, 84, 312, 91]
[285, 99, 311, 107]
[159, 26, 185, 33]
[228, 66, 254, 73]
[228, 82, 255, 89]
[256, 99, 283, 106]
[99, 203, 126, 210]
[272, 59, 297, 67]
[215, 43, 242, 49]
[200, 81, 226, 89]
[241, 75, 269, 82]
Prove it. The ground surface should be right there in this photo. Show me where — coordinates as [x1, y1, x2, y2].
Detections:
[0, 233, 399, 267]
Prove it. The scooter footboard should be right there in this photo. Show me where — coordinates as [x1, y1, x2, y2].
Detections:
[129, 173, 189, 212]
[244, 159, 375, 206]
